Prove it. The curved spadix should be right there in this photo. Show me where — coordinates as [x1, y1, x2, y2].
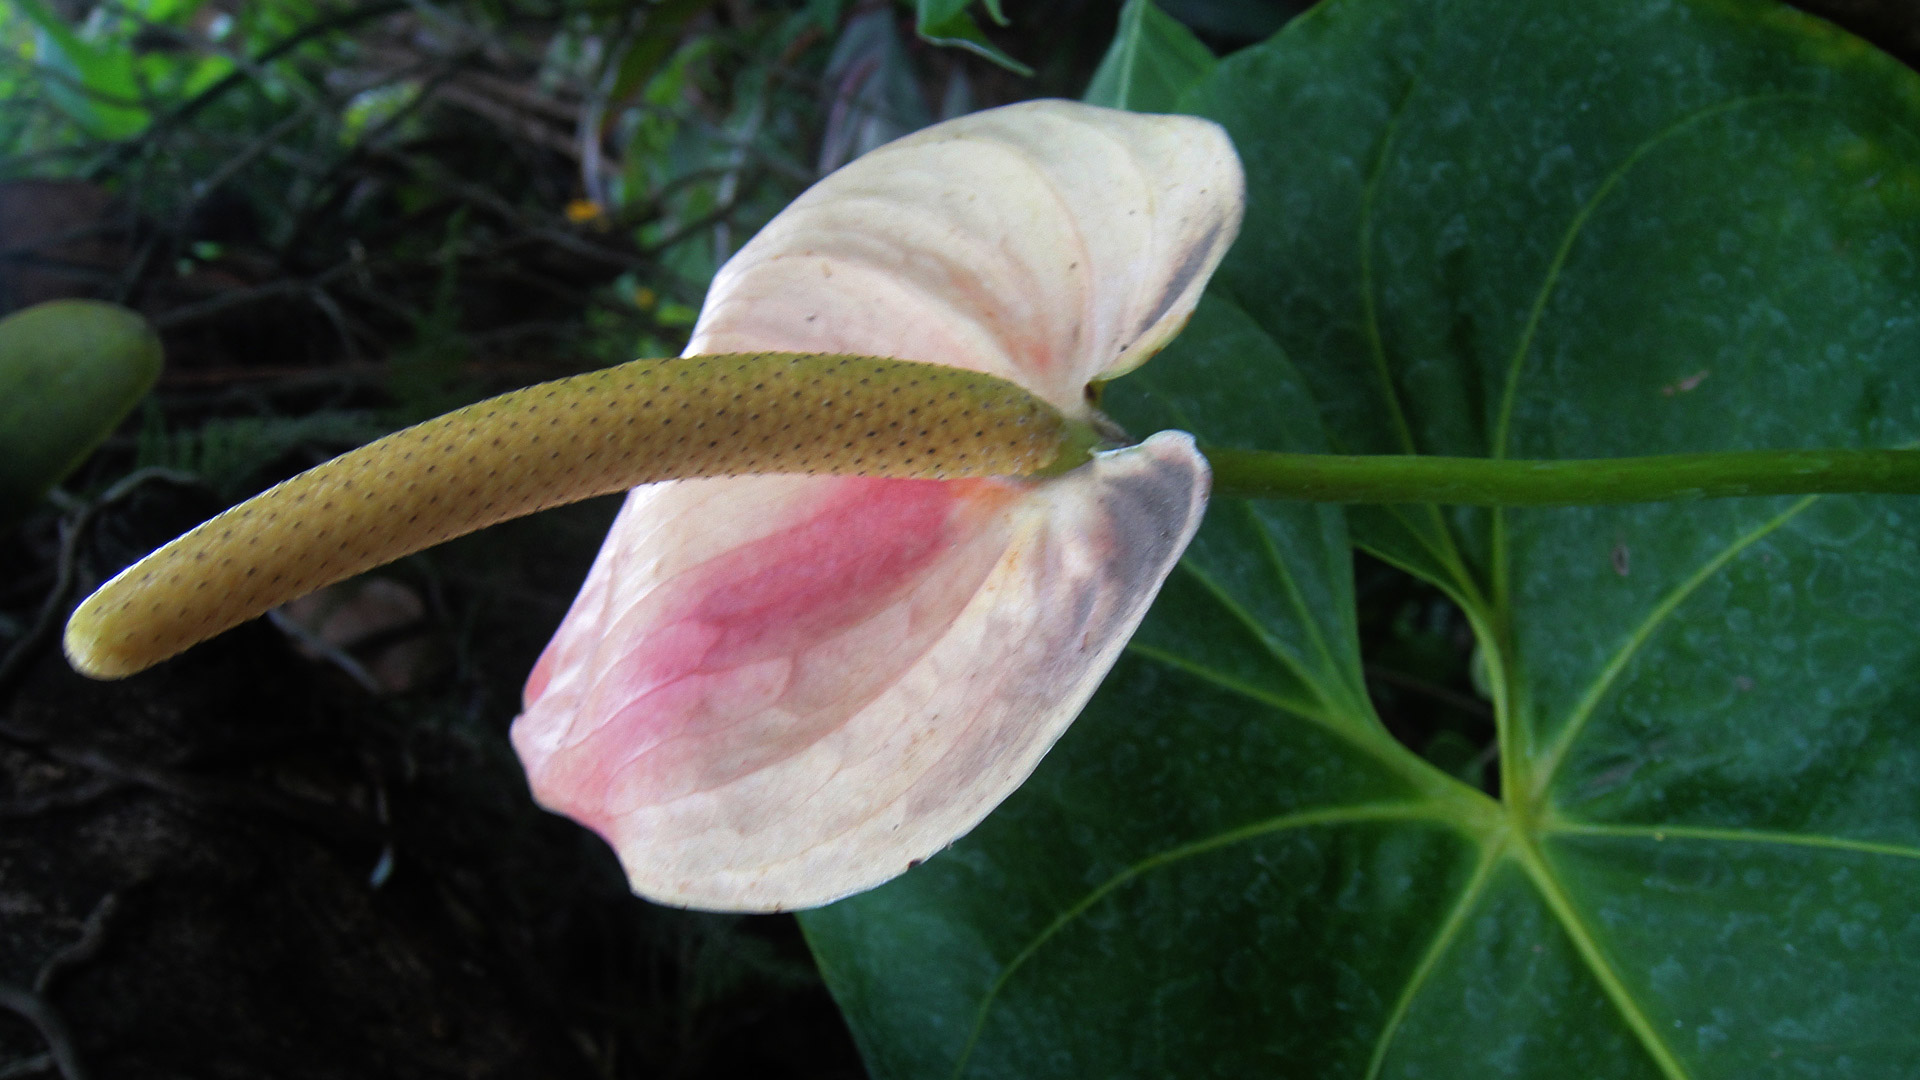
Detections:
[65, 353, 1082, 679]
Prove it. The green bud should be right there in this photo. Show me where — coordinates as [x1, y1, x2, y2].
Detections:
[0, 300, 163, 521]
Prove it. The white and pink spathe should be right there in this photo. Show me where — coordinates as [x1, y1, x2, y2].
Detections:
[511, 100, 1245, 911]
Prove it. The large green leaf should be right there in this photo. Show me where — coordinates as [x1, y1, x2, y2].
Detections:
[1083, 0, 1216, 114]
[914, 0, 1033, 75]
[803, 0, 1920, 1076]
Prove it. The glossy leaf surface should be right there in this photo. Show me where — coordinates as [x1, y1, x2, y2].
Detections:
[803, 0, 1920, 1076]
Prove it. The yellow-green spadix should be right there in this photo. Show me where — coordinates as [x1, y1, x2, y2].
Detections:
[67, 99, 1246, 913]
[64, 352, 1085, 679]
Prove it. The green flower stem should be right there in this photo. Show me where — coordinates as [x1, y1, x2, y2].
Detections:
[1202, 447, 1920, 505]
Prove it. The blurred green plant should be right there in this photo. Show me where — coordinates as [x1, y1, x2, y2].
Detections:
[0, 299, 162, 521]
[134, 408, 388, 501]
[913, 0, 1030, 74]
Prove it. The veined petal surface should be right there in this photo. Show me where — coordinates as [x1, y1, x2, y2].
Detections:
[686, 99, 1244, 413]
[514, 432, 1208, 910]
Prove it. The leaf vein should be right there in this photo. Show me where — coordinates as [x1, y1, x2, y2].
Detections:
[1168, 559, 1349, 717]
[1515, 838, 1693, 1080]
[1532, 495, 1818, 795]
[1355, 64, 1484, 602]
[948, 802, 1452, 1080]
[1239, 500, 1366, 714]
[1547, 820, 1920, 862]
[1363, 838, 1507, 1080]
[1488, 92, 1826, 461]
[1122, 640, 1332, 728]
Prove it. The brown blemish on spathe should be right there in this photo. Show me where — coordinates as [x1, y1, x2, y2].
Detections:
[1660, 370, 1710, 396]
[1137, 217, 1227, 339]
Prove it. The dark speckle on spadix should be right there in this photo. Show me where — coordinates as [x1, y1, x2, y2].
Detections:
[63, 353, 1070, 679]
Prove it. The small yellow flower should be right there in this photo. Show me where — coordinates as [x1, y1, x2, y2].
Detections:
[565, 198, 607, 225]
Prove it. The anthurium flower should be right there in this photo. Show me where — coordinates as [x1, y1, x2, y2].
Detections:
[62, 99, 1242, 913]
[514, 100, 1243, 910]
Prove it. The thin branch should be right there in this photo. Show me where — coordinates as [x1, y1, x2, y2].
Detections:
[149, 261, 358, 331]
[0, 469, 203, 698]
[0, 777, 125, 820]
[0, 1053, 55, 1080]
[264, 609, 382, 696]
[0, 983, 85, 1080]
[34, 895, 119, 997]
[640, 173, 760, 255]
[1363, 663, 1493, 719]
[86, 0, 413, 180]
[364, 149, 649, 269]
[189, 102, 323, 200]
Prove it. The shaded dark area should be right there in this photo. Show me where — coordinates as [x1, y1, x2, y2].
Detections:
[2, 0, 1917, 1077]
[1354, 551, 1499, 796]
[2, 475, 863, 1079]
[0, 2, 1023, 1075]
[1795, 0, 1920, 68]
[13, 374, 838, 1076]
